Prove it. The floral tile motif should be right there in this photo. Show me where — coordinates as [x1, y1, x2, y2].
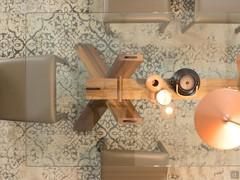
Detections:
[170, 0, 194, 32]
[25, 10, 240, 168]
[25, 12, 122, 167]
[168, 167, 225, 180]
[16, 166, 101, 180]
[25, 12, 98, 166]
[0, 12, 26, 180]
[168, 167, 240, 180]
[0, 121, 26, 180]
[1, 0, 240, 180]
[29, 167, 100, 180]
[0, 0, 26, 13]
[0, 13, 25, 58]
[26, 0, 90, 13]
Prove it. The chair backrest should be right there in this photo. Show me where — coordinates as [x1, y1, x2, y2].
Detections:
[101, 142, 169, 180]
[103, 0, 171, 23]
[0, 55, 65, 123]
[104, 0, 169, 13]
[195, 0, 240, 23]
[0, 59, 26, 121]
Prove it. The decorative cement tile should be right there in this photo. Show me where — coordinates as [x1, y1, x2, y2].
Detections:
[1, 0, 240, 179]
[16, 166, 101, 180]
[170, 0, 194, 32]
[25, 12, 108, 167]
[168, 167, 240, 180]
[0, 12, 26, 180]
[168, 167, 225, 180]
[0, 0, 26, 13]
[26, 0, 90, 13]
[0, 13, 25, 58]
[24, 11, 240, 168]
[0, 121, 26, 180]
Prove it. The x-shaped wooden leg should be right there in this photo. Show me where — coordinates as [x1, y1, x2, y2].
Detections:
[74, 44, 143, 132]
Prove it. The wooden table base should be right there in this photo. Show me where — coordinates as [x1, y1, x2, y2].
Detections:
[74, 44, 143, 132]
[74, 43, 240, 132]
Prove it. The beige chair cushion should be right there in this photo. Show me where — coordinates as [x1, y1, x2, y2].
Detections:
[101, 142, 169, 180]
[195, 0, 240, 23]
[0, 55, 65, 123]
[103, 0, 171, 23]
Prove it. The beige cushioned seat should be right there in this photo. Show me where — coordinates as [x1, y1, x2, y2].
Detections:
[103, 0, 171, 23]
[195, 0, 240, 23]
[0, 55, 66, 123]
[101, 141, 169, 180]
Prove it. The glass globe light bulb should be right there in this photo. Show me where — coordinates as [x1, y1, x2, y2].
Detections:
[165, 106, 174, 115]
[156, 90, 172, 105]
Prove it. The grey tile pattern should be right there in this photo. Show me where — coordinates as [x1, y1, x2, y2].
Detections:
[168, 167, 240, 180]
[0, 121, 26, 180]
[26, 0, 90, 13]
[0, 0, 26, 13]
[0, 13, 25, 58]
[25, 10, 240, 169]
[170, 0, 194, 31]
[0, 0, 240, 179]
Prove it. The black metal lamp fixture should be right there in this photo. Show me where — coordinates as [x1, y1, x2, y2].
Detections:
[168, 68, 200, 96]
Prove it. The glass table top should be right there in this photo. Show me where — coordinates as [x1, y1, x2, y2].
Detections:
[2, 11, 240, 167]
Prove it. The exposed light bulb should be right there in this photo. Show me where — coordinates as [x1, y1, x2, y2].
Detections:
[156, 90, 172, 106]
[165, 106, 174, 115]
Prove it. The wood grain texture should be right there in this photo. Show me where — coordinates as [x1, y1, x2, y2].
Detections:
[74, 44, 109, 132]
[117, 76, 123, 102]
[74, 44, 143, 131]
[86, 78, 239, 100]
[107, 53, 143, 78]
[107, 100, 142, 124]
[86, 78, 147, 100]
[74, 100, 107, 132]
[75, 43, 108, 77]
[102, 52, 143, 125]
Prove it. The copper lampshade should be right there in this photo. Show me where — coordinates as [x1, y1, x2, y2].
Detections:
[195, 88, 240, 150]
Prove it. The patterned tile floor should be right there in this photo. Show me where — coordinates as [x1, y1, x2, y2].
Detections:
[1, 0, 240, 179]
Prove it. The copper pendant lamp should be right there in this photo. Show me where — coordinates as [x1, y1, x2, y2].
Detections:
[195, 88, 240, 150]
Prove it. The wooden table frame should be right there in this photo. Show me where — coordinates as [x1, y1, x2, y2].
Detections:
[74, 43, 240, 132]
[74, 44, 143, 132]
[85, 78, 239, 100]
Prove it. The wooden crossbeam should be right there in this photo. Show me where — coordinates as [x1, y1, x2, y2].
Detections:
[86, 78, 239, 100]
[86, 78, 147, 100]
